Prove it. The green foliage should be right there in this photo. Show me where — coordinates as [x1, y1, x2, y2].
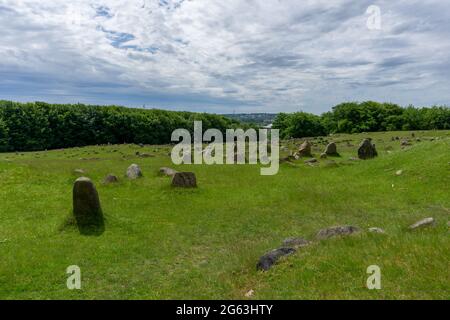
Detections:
[0, 101, 243, 152]
[274, 101, 450, 138]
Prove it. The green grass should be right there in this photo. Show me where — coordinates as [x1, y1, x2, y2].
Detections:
[0, 130, 449, 300]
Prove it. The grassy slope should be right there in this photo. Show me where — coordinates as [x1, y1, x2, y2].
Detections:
[0, 131, 449, 300]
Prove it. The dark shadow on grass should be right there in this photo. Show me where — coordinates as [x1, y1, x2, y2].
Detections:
[60, 213, 105, 236]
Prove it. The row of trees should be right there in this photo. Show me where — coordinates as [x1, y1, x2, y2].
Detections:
[0, 101, 243, 152]
[273, 101, 450, 139]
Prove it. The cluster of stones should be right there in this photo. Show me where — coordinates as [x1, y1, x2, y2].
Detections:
[257, 216, 439, 271]
[71, 164, 197, 233]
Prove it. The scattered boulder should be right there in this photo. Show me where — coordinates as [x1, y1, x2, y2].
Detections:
[160, 167, 178, 177]
[358, 139, 378, 160]
[316, 225, 360, 240]
[409, 217, 435, 230]
[172, 172, 197, 188]
[256, 247, 296, 271]
[369, 227, 385, 234]
[103, 174, 119, 184]
[73, 177, 104, 231]
[282, 237, 311, 248]
[324, 142, 339, 156]
[304, 158, 318, 164]
[126, 164, 143, 179]
[401, 139, 412, 147]
[297, 141, 312, 157]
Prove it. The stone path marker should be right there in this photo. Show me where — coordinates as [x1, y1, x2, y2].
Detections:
[126, 164, 143, 179]
[172, 172, 197, 188]
[73, 177, 103, 228]
[256, 247, 296, 271]
[160, 167, 178, 177]
[409, 217, 435, 230]
[324, 142, 338, 156]
[316, 225, 360, 240]
[358, 139, 378, 160]
[297, 141, 312, 157]
[103, 174, 119, 184]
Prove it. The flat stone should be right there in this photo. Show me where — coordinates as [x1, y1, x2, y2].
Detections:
[103, 174, 119, 184]
[256, 247, 296, 271]
[369, 227, 385, 234]
[409, 217, 435, 230]
[172, 172, 197, 188]
[282, 238, 311, 248]
[316, 225, 360, 240]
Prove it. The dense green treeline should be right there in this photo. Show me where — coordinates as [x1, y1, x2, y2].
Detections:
[274, 101, 450, 138]
[0, 101, 243, 152]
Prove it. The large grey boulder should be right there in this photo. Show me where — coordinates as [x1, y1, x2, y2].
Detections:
[73, 177, 104, 229]
[126, 164, 143, 179]
[256, 247, 296, 271]
[358, 139, 378, 160]
[324, 142, 338, 156]
[297, 141, 312, 157]
[172, 172, 197, 188]
[316, 225, 360, 240]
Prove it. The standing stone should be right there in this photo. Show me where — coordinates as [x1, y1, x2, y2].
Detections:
[73, 177, 103, 228]
[172, 172, 197, 188]
[103, 174, 119, 184]
[126, 164, 143, 179]
[298, 141, 312, 157]
[324, 142, 338, 156]
[358, 139, 378, 160]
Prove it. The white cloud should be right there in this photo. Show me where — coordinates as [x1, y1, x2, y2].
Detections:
[0, 0, 449, 112]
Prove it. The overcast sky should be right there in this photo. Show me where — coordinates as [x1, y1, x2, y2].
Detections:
[0, 0, 449, 114]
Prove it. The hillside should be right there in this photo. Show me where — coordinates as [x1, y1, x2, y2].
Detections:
[0, 130, 449, 299]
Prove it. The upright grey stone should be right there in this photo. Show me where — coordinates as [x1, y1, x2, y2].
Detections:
[358, 139, 378, 160]
[73, 177, 103, 228]
[324, 142, 338, 156]
[126, 164, 143, 179]
[298, 141, 312, 157]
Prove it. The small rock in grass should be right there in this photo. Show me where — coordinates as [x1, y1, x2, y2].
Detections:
[245, 290, 254, 298]
[172, 172, 197, 188]
[256, 247, 296, 271]
[316, 225, 360, 240]
[126, 164, 143, 179]
[369, 227, 385, 234]
[409, 217, 435, 230]
[282, 238, 311, 248]
[396, 170, 403, 176]
[160, 167, 178, 177]
[320, 153, 327, 159]
[103, 174, 119, 184]
[74, 169, 85, 174]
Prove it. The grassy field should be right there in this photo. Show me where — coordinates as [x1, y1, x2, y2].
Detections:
[0, 130, 449, 300]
